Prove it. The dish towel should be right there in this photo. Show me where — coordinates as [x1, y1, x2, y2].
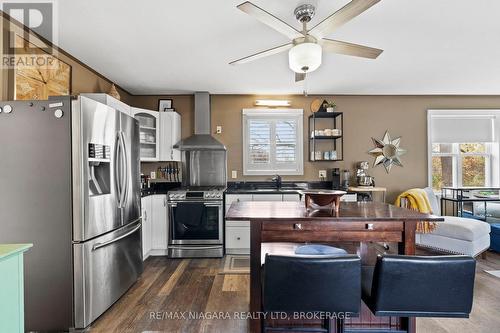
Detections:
[395, 189, 437, 234]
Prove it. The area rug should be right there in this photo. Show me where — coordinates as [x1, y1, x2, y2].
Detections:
[485, 270, 500, 278]
[219, 255, 250, 274]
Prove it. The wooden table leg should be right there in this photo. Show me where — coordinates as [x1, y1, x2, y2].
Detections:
[250, 220, 262, 333]
[398, 220, 417, 333]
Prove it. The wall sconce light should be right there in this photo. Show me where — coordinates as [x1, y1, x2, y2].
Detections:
[255, 99, 291, 107]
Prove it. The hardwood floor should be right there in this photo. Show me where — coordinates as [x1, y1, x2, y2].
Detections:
[88, 250, 500, 333]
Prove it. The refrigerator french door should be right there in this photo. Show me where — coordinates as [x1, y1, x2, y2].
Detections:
[72, 96, 142, 328]
[0, 96, 142, 331]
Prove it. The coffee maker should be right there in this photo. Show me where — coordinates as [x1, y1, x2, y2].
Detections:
[356, 161, 375, 187]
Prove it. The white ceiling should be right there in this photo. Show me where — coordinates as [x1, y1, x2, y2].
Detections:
[56, 0, 500, 95]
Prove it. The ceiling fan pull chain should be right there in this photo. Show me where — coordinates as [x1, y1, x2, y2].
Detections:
[303, 74, 308, 96]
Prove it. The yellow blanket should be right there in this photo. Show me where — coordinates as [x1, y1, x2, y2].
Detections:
[395, 189, 437, 234]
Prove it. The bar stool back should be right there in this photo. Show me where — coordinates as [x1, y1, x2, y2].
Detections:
[362, 255, 476, 321]
[263, 254, 361, 333]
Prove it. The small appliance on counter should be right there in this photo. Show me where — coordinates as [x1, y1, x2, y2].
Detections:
[331, 168, 341, 189]
[341, 169, 351, 190]
[356, 161, 375, 187]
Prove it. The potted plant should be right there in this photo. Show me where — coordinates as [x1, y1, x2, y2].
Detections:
[326, 101, 336, 113]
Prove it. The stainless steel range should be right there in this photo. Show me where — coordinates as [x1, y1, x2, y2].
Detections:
[168, 186, 225, 257]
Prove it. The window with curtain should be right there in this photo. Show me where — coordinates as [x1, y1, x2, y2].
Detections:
[428, 111, 499, 190]
[243, 109, 303, 175]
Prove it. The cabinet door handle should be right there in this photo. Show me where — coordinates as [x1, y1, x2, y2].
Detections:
[144, 211, 147, 221]
[237, 237, 241, 240]
[294, 223, 303, 230]
[237, 198, 240, 202]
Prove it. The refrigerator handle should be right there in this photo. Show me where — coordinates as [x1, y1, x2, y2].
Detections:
[114, 132, 123, 208]
[119, 131, 128, 208]
[92, 223, 141, 251]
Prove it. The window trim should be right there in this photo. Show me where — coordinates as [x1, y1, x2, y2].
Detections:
[242, 108, 304, 176]
[427, 109, 500, 189]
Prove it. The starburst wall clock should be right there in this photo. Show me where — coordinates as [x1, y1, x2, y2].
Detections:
[368, 131, 407, 173]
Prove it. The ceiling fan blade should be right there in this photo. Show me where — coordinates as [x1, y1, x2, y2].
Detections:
[295, 72, 306, 82]
[321, 38, 383, 59]
[308, 0, 381, 39]
[237, 1, 303, 40]
[230, 43, 293, 65]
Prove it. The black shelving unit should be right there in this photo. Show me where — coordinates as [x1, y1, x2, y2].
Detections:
[308, 111, 343, 162]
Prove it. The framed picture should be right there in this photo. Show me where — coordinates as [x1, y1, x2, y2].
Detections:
[13, 34, 72, 100]
[158, 99, 173, 112]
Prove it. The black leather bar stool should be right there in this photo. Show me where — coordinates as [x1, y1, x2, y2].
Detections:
[262, 254, 361, 333]
[362, 255, 476, 332]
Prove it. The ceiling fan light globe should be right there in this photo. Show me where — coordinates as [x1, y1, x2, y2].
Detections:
[288, 42, 322, 74]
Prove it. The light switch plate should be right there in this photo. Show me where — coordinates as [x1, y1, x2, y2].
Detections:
[319, 170, 327, 179]
[231, 170, 238, 179]
[216, 126, 222, 134]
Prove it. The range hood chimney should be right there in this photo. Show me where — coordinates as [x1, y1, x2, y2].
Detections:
[174, 92, 226, 151]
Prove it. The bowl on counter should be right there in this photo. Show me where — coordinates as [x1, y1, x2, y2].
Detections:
[300, 189, 346, 213]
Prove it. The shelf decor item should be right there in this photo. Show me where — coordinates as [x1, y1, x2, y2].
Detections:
[368, 130, 407, 173]
[108, 84, 121, 100]
[158, 99, 173, 112]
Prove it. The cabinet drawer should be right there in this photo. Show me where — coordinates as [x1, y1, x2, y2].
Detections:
[252, 194, 283, 201]
[226, 226, 250, 249]
[341, 194, 358, 202]
[262, 221, 403, 232]
[282, 194, 301, 202]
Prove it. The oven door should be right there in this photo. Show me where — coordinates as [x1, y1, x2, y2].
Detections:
[168, 201, 223, 245]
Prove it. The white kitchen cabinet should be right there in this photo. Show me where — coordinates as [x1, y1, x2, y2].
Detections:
[341, 193, 358, 202]
[252, 194, 283, 201]
[82, 93, 131, 116]
[226, 221, 250, 255]
[131, 108, 182, 162]
[159, 112, 181, 161]
[150, 195, 168, 255]
[131, 107, 160, 161]
[282, 194, 301, 201]
[225, 194, 253, 214]
[141, 196, 152, 260]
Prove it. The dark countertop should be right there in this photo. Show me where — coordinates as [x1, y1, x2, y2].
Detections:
[141, 182, 181, 198]
[225, 181, 342, 195]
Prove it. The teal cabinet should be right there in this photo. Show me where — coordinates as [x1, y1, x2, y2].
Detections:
[0, 244, 32, 333]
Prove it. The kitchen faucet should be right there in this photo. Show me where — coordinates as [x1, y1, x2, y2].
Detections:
[271, 174, 282, 189]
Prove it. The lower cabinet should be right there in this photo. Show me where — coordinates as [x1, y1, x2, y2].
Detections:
[225, 221, 250, 255]
[141, 194, 168, 260]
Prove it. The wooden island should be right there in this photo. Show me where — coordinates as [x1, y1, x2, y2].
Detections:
[226, 201, 444, 333]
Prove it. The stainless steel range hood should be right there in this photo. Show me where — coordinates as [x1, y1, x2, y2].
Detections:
[174, 92, 226, 151]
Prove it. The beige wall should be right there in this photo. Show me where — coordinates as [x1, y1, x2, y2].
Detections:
[131, 94, 500, 202]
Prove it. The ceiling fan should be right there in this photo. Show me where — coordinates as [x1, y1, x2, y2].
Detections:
[230, 0, 383, 82]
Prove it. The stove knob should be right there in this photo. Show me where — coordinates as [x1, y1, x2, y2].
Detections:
[216, 193, 222, 198]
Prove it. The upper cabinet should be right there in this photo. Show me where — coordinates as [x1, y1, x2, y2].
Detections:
[131, 107, 181, 162]
[81, 93, 131, 116]
[159, 112, 181, 162]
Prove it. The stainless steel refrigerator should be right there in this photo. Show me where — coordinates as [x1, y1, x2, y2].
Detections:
[0, 96, 143, 331]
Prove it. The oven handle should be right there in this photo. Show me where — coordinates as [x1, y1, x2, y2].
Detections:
[167, 202, 222, 208]
[168, 245, 222, 250]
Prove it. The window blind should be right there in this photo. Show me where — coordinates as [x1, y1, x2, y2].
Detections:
[242, 109, 304, 175]
[431, 116, 495, 143]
